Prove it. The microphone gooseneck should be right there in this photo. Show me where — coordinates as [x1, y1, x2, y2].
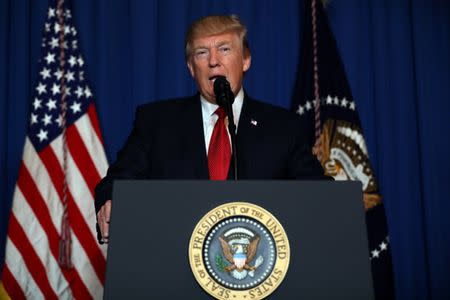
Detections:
[213, 76, 238, 180]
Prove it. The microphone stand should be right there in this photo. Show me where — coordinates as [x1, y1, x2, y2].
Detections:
[214, 76, 238, 180]
[224, 95, 238, 180]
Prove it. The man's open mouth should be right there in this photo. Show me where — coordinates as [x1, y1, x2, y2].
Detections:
[209, 75, 224, 82]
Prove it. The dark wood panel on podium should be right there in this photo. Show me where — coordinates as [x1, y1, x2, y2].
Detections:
[103, 181, 374, 300]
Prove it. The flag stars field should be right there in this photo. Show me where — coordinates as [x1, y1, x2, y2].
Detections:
[77, 56, 84, 67]
[51, 83, 60, 95]
[45, 53, 55, 64]
[68, 56, 77, 67]
[54, 69, 63, 80]
[85, 86, 92, 98]
[42, 114, 52, 126]
[48, 7, 55, 18]
[65, 71, 75, 82]
[55, 114, 63, 127]
[75, 86, 84, 98]
[30, 113, 38, 125]
[305, 101, 312, 110]
[326, 95, 333, 104]
[53, 23, 62, 34]
[40, 67, 51, 79]
[36, 83, 47, 95]
[33, 98, 42, 110]
[64, 87, 72, 97]
[295, 96, 357, 116]
[70, 101, 82, 114]
[49, 37, 59, 49]
[46, 99, 57, 111]
[64, 26, 71, 35]
[36, 129, 48, 142]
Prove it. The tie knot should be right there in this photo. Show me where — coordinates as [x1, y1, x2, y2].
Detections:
[214, 107, 227, 119]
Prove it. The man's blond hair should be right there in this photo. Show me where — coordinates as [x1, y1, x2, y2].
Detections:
[185, 15, 250, 61]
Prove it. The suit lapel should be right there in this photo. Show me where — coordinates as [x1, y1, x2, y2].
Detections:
[183, 93, 262, 180]
[181, 95, 209, 179]
[233, 94, 261, 179]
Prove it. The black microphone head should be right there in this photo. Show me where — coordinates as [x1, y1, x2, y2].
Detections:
[213, 75, 228, 94]
[213, 76, 234, 107]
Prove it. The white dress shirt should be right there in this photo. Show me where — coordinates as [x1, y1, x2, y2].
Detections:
[201, 88, 244, 154]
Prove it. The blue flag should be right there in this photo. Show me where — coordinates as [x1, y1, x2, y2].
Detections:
[292, 1, 395, 299]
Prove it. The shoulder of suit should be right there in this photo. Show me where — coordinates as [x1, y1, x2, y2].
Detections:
[136, 95, 198, 113]
[132, 95, 199, 122]
[245, 97, 301, 123]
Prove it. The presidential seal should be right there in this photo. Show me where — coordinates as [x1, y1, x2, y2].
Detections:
[188, 202, 290, 300]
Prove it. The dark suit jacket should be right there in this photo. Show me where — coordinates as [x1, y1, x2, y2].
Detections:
[94, 93, 326, 212]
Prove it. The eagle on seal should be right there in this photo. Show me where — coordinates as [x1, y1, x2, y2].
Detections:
[219, 235, 261, 272]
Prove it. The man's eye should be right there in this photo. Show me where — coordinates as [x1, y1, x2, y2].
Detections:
[194, 50, 208, 58]
[219, 47, 231, 53]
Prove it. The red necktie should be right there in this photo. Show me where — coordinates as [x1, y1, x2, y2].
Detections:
[208, 107, 231, 180]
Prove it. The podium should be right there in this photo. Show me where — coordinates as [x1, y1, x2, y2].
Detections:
[104, 181, 374, 299]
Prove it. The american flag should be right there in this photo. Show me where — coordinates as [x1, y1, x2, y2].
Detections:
[1, 1, 108, 299]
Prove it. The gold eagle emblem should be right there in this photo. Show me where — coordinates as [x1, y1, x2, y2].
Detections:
[219, 235, 260, 272]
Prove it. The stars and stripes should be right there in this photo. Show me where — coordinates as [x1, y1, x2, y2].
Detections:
[2, 1, 108, 299]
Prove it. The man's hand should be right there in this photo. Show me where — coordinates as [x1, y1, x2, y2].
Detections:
[97, 200, 111, 243]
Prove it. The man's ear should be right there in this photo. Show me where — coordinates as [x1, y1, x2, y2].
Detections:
[187, 60, 195, 77]
[243, 55, 251, 72]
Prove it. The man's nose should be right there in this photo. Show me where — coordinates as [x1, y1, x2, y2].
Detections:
[208, 49, 220, 67]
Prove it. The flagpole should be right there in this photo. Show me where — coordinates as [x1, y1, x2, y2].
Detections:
[56, 0, 72, 269]
[311, 0, 322, 143]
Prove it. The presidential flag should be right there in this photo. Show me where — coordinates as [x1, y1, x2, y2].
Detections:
[292, 0, 395, 299]
[1, 0, 108, 298]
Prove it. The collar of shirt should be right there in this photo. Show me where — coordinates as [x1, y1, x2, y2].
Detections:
[200, 88, 244, 153]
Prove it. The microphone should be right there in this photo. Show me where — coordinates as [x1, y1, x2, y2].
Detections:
[213, 76, 238, 180]
[213, 76, 234, 108]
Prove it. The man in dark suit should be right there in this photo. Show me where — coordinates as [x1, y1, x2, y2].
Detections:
[95, 15, 326, 243]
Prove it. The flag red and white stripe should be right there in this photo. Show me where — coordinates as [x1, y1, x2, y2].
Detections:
[2, 1, 108, 299]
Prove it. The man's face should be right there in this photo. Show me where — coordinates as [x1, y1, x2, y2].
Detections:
[187, 32, 251, 103]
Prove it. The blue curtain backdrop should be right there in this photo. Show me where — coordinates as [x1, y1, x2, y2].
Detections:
[1, 0, 449, 299]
